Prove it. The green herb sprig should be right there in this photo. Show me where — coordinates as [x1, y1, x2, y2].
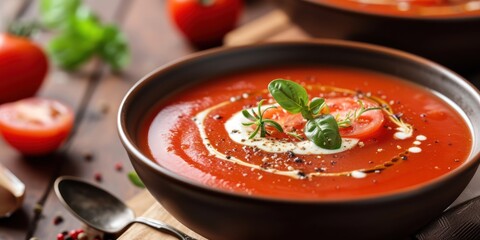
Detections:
[336, 100, 382, 128]
[268, 79, 342, 149]
[242, 99, 283, 139]
[39, 0, 129, 70]
[128, 171, 145, 188]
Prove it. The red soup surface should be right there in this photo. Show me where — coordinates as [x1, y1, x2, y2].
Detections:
[318, 0, 480, 17]
[140, 66, 472, 200]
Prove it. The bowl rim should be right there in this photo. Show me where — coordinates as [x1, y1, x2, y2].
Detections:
[301, 0, 480, 21]
[118, 39, 480, 205]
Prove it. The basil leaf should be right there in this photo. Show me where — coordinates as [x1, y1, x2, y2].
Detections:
[99, 25, 130, 70]
[309, 97, 325, 115]
[40, 1, 130, 70]
[268, 79, 308, 114]
[304, 115, 342, 149]
[300, 109, 314, 121]
[69, 8, 103, 40]
[40, 0, 81, 28]
[46, 8, 103, 70]
[128, 171, 145, 188]
[47, 33, 97, 70]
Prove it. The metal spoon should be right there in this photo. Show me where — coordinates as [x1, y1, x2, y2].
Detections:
[54, 176, 196, 240]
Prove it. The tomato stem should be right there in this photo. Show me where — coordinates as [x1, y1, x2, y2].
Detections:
[7, 21, 41, 38]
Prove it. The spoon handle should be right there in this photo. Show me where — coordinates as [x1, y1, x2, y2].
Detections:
[135, 216, 197, 240]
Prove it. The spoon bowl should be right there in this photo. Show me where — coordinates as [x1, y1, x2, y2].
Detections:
[54, 176, 196, 239]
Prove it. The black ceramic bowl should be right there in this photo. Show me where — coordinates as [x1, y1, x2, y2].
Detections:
[118, 41, 480, 240]
[274, 0, 480, 72]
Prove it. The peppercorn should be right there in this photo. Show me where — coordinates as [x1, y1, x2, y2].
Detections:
[115, 162, 123, 171]
[94, 172, 102, 182]
[53, 215, 64, 225]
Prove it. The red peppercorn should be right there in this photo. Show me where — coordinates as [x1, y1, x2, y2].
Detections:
[115, 162, 123, 171]
[57, 233, 65, 240]
[69, 229, 79, 239]
[94, 172, 102, 182]
[53, 215, 64, 225]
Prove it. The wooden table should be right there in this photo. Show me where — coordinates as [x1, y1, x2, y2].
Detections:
[2, 1, 480, 240]
[0, 1, 274, 239]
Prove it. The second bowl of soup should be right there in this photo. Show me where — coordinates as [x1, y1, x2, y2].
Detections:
[275, 0, 480, 72]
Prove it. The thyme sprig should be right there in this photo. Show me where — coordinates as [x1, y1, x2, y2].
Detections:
[286, 130, 304, 140]
[242, 100, 284, 139]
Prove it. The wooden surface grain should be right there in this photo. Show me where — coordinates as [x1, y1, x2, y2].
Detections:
[121, 190, 205, 240]
[1, 1, 480, 240]
[0, 1, 274, 239]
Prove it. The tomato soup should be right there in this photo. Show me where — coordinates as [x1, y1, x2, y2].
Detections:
[140, 66, 472, 200]
[318, 0, 480, 17]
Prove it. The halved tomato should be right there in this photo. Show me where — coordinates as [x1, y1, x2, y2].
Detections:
[0, 98, 74, 155]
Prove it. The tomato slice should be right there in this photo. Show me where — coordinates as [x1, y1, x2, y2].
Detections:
[263, 97, 384, 140]
[0, 98, 74, 155]
[327, 97, 384, 139]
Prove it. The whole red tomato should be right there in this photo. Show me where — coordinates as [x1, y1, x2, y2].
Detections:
[168, 0, 243, 48]
[0, 34, 48, 104]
